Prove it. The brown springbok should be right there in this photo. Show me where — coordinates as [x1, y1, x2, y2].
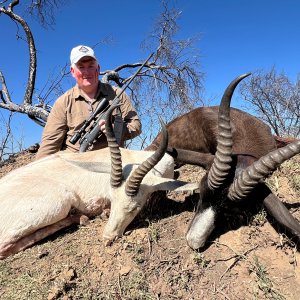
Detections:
[148, 73, 300, 249]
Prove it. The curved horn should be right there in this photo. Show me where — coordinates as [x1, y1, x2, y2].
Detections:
[104, 103, 123, 188]
[125, 117, 168, 196]
[207, 73, 251, 190]
[228, 140, 300, 201]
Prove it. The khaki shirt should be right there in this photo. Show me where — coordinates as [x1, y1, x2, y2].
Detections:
[36, 81, 141, 160]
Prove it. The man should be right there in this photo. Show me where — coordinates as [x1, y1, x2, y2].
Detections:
[36, 45, 141, 160]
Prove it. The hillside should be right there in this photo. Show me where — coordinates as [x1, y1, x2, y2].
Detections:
[0, 150, 299, 300]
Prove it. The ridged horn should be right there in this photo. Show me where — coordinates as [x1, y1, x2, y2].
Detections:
[228, 140, 300, 201]
[207, 73, 251, 190]
[125, 117, 168, 196]
[104, 103, 123, 188]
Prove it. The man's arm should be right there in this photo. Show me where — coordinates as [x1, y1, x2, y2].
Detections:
[35, 99, 68, 160]
[115, 88, 142, 141]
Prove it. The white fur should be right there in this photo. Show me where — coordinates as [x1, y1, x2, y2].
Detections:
[186, 207, 216, 249]
[0, 147, 198, 258]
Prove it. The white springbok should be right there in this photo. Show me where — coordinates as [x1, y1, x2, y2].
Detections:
[0, 105, 198, 259]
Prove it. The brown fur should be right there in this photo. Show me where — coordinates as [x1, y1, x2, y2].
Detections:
[147, 106, 276, 160]
[146, 104, 300, 249]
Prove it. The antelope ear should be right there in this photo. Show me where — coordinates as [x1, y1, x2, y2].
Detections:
[150, 177, 200, 193]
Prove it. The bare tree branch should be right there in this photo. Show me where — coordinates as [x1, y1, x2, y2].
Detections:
[239, 67, 300, 138]
[100, 1, 205, 148]
[0, 0, 70, 126]
[0, 0, 36, 107]
[25, 0, 66, 29]
[0, 112, 13, 160]
[0, 71, 11, 103]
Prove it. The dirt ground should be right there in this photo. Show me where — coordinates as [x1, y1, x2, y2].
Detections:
[0, 149, 300, 300]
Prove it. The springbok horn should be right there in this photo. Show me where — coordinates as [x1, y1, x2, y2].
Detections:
[104, 103, 123, 188]
[228, 140, 300, 201]
[125, 116, 168, 196]
[207, 73, 251, 190]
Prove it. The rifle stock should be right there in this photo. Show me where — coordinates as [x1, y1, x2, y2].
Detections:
[69, 97, 109, 145]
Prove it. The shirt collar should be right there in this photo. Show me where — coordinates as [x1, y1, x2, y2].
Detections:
[74, 81, 108, 101]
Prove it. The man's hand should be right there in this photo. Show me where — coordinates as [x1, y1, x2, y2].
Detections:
[99, 119, 106, 133]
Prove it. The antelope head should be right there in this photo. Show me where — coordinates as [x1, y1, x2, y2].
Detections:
[102, 104, 199, 243]
[186, 73, 300, 250]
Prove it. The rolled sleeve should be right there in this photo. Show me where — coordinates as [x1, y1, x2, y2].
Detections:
[115, 88, 142, 140]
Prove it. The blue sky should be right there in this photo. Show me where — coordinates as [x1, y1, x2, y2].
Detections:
[1, 0, 300, 148]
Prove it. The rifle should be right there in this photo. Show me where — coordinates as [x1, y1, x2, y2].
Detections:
[69, 52, 154, 152]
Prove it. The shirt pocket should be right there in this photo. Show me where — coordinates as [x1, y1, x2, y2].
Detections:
[68, 111, 88, 131]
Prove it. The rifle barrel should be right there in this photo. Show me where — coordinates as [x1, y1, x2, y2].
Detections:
[113, 52, 154, 100]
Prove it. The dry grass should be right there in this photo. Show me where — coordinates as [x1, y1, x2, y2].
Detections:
[0, 153, 300, 300]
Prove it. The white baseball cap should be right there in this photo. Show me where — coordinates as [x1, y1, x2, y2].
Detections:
[70, 45, 97, 65]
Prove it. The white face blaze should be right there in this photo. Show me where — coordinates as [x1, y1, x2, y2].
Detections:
[102, 154, 175, 242]
[102, 153, 199, 243]
[186, 207, 216, 250]
[102, 185, 149, 243]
